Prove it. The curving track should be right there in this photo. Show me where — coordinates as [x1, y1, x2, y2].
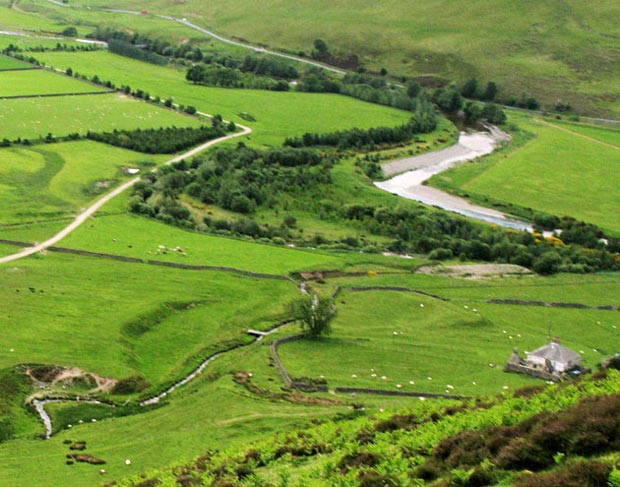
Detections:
[0, 123, 251, 265]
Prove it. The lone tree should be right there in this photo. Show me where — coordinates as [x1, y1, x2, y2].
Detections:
[312, 38, 329, 60]
[288, 294, 336, 337]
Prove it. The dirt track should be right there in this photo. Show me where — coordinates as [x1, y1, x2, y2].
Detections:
[0, 124, 251, 265]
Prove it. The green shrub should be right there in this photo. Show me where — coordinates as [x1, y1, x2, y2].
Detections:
[112, 375, 151, 395]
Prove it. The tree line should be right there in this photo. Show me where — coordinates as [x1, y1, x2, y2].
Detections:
[339, 204, 620, 274]
[107, 39, 169, 66]
[284, 112, 437, 150]
[87, 125, 227, 154]
[88, 27, 205, 62]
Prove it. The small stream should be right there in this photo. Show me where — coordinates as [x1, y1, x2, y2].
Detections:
[375, 127, 533, 231]
[33, 399, 102, 440]
[34, 322, 291, 438]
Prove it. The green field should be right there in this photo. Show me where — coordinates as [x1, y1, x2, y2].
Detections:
[0, 92, 203, 140]
[55, 212, 346, 274]
[1, 2, 620, 486]
[430, 114, 620, 234]
[0, 253, 298, 378]
[0, 141, 166, 224]
[0, 68, 106, 97]
[322, 271, 620, 308]
[0, 55, 31, 70]
[24, 0, 620, 116]
[550, 118, 620, 147]
[0, 3, 65, 32]
[0, 250, 344, 487]
[32, 50, 413, 146]
[0, 33, 91, 50]
[279, 288, 620, 397]
[0, 371, 346, 487]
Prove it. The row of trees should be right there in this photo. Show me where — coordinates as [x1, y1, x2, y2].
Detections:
[107, 39, 169, 66]
[460, 77, 541, 111]
[87, 125, 227, 154]
[88, 27, 205, 62]
[62, 65, 200, 117]
[284, 111, 438, 150]
[214, 54, 299, 79]
[2, 42, 100, 54]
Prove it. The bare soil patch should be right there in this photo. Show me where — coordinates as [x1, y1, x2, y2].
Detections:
[416, 263, 532, 279]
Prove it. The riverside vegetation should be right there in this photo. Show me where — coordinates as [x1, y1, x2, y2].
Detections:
[0, 2, 619, 487]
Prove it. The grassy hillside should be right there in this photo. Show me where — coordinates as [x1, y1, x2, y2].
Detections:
[14, 0, 620, 116]
[1, 3, 620, 487]
[0, 371, 348, 487]
[0, 253, 299, 378]
[0, 55, 31, 70]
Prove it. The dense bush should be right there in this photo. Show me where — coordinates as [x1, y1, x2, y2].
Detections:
[426, 394, 620, 476]
[130, 145, 334, 228]
[112, 375, 151, 395]
[339, 204, 620, 274]
[186, 64, 290, 91]
[89, 26, 204, 62]
[515, 460, 612, 487]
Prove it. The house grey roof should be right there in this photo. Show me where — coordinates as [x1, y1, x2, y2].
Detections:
[527, 342, 581, 364]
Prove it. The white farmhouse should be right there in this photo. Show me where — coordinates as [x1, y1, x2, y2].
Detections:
[526, 338, 581, 373]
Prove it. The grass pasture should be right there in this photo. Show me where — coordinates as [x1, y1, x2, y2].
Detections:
[0, 55, 31, 71]
[0, 253, 299, 380]
[279, 287, 620, 397]
[279, 290, 539, 397]
[0, 3, 63, 32]
[0, 33, 90, 51]
[0, 141, 166, 224]
[0, 92, 203, 140]
[33, 50, 413, 146]
[58, 212, 344, 274]
[0, 68, 106, 97]
[322, 271, 620, 309]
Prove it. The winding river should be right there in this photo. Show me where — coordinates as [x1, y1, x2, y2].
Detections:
[375, 127, 533, 231]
